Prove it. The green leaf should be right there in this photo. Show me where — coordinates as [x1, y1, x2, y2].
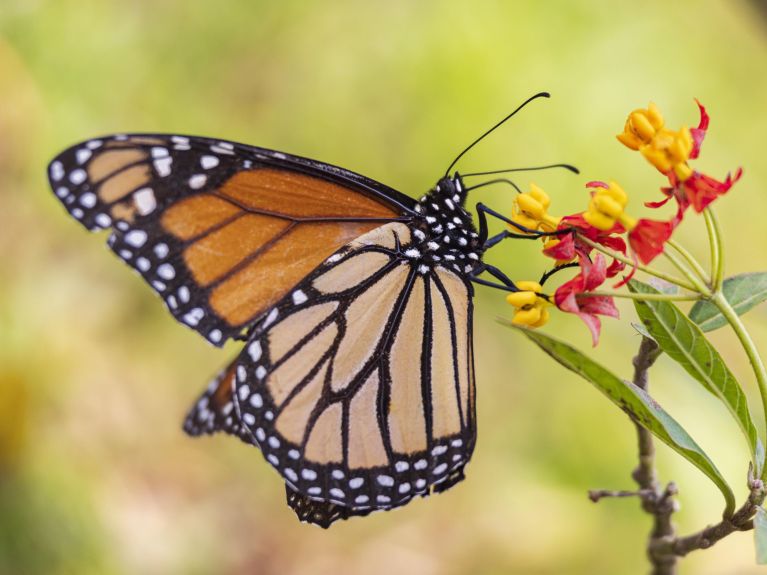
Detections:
[628, 279, 761, 467]
[755, 507, 767, 564]
[690, 272, 767, 332]
[504, 322, 736, 516]
[631, 322, 656, 342]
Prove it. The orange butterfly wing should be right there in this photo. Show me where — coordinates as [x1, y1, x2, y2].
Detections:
[48, 135, 415, 344]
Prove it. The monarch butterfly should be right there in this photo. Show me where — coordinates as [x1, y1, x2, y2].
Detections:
[47, 93, 573, 527]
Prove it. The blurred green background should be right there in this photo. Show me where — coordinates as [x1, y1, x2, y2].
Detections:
[2, 1, 767, 573]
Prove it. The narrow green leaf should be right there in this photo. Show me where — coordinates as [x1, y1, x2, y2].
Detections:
[690, 272, 767, 332]
[504, 322, 736, 516]
[755, 507, 767, 564]
[628, 279, 761, 465]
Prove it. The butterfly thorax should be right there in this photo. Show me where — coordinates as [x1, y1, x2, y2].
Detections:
[408, 176, 483, 275]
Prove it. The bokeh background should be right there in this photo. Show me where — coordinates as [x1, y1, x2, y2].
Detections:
[2, 1, 767, 574]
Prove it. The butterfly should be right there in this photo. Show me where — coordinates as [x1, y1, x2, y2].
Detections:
[47, 93, 569, 527]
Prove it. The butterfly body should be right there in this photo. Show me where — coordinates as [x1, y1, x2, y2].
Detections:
[49, 134, 485, 527]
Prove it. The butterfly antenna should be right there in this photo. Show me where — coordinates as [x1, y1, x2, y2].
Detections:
[443, 91, 551, 177]
[462, 163, 580, 178]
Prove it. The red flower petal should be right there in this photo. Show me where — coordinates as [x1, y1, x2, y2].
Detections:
[683, 168, 743, 212]
[628, 219, 675, 264]
[689, 99, 709, 160]
[585, 180, 609, 189]
[554, 254, 617, 346]
[542, 232, 576, 260]
[644, 194, 673, 209]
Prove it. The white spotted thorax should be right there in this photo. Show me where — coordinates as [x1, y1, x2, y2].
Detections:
[410, 175, 483, 275]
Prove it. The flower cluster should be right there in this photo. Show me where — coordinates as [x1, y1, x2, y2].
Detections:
[506, 100, 742, 345]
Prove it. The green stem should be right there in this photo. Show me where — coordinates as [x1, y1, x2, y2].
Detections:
[667, 240, 708, 284]
[704, 208, 725, 291]
[712, 292, 767, 477]
[577, 236, 697, 291]
[578, 291, 700, 302]
[662, 249, 711, 296]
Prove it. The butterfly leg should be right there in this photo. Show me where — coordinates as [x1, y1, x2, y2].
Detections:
[476, 202, 569, 248]
[470, 262, 520, 292]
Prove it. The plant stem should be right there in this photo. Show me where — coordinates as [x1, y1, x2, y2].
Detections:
[577, 236, 697, 291]
[578, 291, 700, 302]
[649, 476, 765, 560]
[666, 240, 709, 285]
[630, 338, 679, 575]
[712, 291, 767, 477]
[703, 208, 724, 291]
[662, 249, 711, 296]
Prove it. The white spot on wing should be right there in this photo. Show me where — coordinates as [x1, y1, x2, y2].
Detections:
[248, 341, 262, 362]
[76, 149, 92, 164]
[183, 307, 205, 326]
[79, 192, 97, 208]
[133, 188, 157, 215]
[125, 230, 148, 247]
[377, 475, 394, 487]
[154, 157, 172, 177]
[153, 243, 169, 258]
[200, 155, 219, 169]
[263, 308, 278, 328]
[50, 161, 64, 181]
[69, 169, 87, 185]
[95, 213, 112, 228]
[188, 174, 207, 189]
[292, 290, 308, 305]
[250, 393, 263, 408]
[157, 263, 175, 280]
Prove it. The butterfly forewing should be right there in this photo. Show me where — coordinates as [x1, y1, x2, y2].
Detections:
[48, 135, 412, 345]
[228, 222, 477, 522]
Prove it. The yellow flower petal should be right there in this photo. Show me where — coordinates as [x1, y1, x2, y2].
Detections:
[641, 146, 673, 173]
[583, 210, 616, 231]
[630, 111, 657, 141]
[530, 307, 550, 328]
[604, 181, 628, 206]
[510, 212, 539, 232]
[506, 290, 538, 308]
[516, 281, 543, 293]
[646, 102, 664, 130]
[513, 307, 542, 326]
[517, 193, 545, 219]
[529, 183, 551, 209]
[593, 195, 624, 218]
[617, 130, 642, 150]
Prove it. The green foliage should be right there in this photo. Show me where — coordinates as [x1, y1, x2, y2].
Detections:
[690, 272, 767, 332]
[628, 280, 763, 472]
[505, 322, 736, 516]
[755, 507, 767, 564]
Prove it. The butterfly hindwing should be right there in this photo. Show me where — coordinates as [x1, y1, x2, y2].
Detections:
[183, 359, 255, 444]
[48, 134, 414, 346]
[227, 222, 477, 525]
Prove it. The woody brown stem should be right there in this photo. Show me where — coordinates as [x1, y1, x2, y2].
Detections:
[590, 337, 766, 573]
